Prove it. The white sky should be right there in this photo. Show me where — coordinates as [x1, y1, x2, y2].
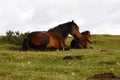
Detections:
[0, 0, 120, 35]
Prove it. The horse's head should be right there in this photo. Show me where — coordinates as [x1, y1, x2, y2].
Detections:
[69, 20, 82, 41]
[82, 31, 92, 43]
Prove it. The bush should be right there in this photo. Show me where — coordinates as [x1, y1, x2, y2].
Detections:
[2, 30, 30, 46]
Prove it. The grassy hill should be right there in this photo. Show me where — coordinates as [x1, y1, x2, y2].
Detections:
[0, 35, 120, 80]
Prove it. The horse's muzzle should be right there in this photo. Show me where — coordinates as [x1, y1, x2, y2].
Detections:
[77, 37, 82, 41]
[73, 35, 82, 41]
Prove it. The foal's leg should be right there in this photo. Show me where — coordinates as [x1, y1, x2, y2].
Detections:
[83, 42, 88, 49]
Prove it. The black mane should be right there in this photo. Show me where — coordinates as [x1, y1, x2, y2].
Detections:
[47, 22, 72, 39]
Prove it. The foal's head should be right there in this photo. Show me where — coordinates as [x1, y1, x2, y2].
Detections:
[81, 31, 92, 43]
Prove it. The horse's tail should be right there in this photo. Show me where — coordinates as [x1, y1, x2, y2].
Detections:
[22, 37, 30, 51]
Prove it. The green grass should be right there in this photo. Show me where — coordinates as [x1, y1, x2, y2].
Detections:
[0, 35, 120, 80]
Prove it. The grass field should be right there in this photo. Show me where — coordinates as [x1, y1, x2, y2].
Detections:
[0, 35, 120, 80]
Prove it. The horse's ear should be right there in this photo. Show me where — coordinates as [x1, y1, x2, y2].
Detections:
[72, 20, 74, 23]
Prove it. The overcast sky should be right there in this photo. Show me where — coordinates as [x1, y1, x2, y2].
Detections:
[0, 0, 120, 35]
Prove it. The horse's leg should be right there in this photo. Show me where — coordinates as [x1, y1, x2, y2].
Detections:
[46, 35, 58, 51]
[59, 39, 69, 51]
[46, 35, 69, 51]
[46, 36, 66, 51]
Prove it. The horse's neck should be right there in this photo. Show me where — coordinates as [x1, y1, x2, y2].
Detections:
[48, 26, 69, 39]
[59, 24, 69, 38]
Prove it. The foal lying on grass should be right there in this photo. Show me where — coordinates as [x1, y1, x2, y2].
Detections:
[71, 30, 92, 49]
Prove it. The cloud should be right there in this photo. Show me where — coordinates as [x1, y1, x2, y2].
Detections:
[92, 22, 120, 34]
[0, 0, 120, 35]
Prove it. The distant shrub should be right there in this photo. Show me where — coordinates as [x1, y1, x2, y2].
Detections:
[2, 30, 30, 46]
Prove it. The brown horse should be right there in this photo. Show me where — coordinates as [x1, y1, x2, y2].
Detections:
[22, 21, 82, 51]
[71, 30, 92, 49]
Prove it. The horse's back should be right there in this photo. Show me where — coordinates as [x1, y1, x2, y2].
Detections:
[22, 31, 50, 51]
[28, 31, 50, 46]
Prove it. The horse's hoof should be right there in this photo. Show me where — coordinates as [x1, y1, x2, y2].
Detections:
[60, 47, 70, 51]
[64, 47, 70, 51]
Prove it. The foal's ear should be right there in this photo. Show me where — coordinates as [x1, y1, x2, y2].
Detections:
[86, 30, 90, 33]
[86, 30, 90, 34]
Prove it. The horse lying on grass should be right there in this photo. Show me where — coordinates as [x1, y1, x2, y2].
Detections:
[71, 30, 92, 49]
[22, 21, 82, 51]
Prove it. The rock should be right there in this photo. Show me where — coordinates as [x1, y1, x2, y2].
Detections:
[87, 73, 120, 80]
[63, 56, 75, 60]
[100, 49, 108, 53]
[63, 55, 83, 60]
